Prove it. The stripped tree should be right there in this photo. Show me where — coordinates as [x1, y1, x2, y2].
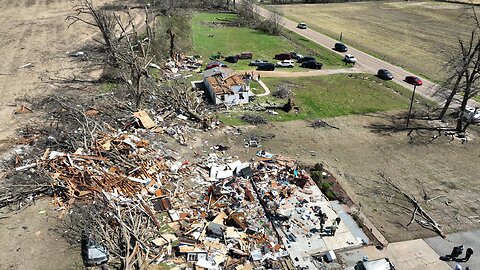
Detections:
[436, 5, 480, 133]
[67, 0, 156, 110]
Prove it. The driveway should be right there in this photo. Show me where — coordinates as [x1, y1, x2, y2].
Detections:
[253, 4, 479, 108]
[361, 239, 451, 270]
[425, 229, 480, 269]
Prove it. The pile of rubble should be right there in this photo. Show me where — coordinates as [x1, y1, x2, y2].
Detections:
[5, 119, 366, 269]
[163, 55, 203, 80]
[2, 91, 369, 269]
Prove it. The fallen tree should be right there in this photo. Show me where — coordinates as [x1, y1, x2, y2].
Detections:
[380, 173, 446, 238]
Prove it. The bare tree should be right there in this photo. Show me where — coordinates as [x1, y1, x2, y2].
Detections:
[68, 0, 156, 110]
[67, 0, 118, 61]
[237, 0, 257, 23]
[268, 6, 284, 36]
[437, 30, 480, 120]
[436, 5, 480, 133]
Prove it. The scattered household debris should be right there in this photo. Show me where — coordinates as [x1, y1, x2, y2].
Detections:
[67, 51, 86, 57]
[310, 119, 340, 130]
[240, 114, 267, 125]
[19, 63, 34, 69]
[14, 105, 33, 114]
[1, 110, 370, 268]
[272, 85, 292, 99]
[163, 54, 203, 79]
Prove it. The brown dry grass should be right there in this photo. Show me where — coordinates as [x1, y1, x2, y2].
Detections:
[274, 1, 476, 82]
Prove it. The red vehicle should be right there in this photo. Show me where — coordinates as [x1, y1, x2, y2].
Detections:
[236, 52, 253, 59]
[404, 76, 422, 86]
[205, 61, 227, 70]
[274, 53, 292, 60]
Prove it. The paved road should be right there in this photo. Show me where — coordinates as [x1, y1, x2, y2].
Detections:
[254, 5, 479, 108]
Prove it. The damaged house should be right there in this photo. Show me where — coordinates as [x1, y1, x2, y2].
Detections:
[203, 67, 251, 105]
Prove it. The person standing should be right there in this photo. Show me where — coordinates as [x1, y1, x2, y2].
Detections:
[462, 248, 473, 262]
[335, 217, 341, 226]
[331, 224, 337, 236]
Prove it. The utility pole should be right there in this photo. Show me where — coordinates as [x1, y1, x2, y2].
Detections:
[406, 85, 417, 127]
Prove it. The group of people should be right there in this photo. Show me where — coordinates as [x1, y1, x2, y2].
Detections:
[440, 245, 474, 270]
[244, 71, 261, 82]
[314, 207, 341, 236]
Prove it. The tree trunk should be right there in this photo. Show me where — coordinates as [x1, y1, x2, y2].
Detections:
[168, 29, 175, 59]
[439, 75, 462, 120]
[135, 74, 143, 110]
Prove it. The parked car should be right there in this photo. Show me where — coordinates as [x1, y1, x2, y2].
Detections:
[334, 42, 348, 52]
[275, 53, 292, 60]
[224, 55, 239, 63]
[290, 51, 304, 60]
[297, 22, 307, 29]
[300, 60, 323, 69]
[236, 52, 253, 59]
[249, 59, 269, 66]
[82, 233, 109, 267]
[345, 258, 395, 270]
[205, 61, 227, 70]
[377, 69, 394, 80]
[276, 60, 295, 68]
[344, 54, 356, 64]
[404, 75, 422, 86]
[257, 63, 275, 71]
[298, 56, 316, 63]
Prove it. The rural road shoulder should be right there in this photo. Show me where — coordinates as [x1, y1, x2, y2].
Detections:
[253, 4, 479, 108]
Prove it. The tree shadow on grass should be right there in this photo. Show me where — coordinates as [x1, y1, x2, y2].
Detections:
[364, 110, 458, 144]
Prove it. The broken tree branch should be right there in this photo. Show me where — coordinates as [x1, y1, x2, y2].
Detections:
[380, 173, 446, 238]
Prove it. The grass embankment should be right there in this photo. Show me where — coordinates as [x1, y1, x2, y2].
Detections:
[220, 73, 432, 125]
[274, 1, 474, 82]
[191, 13, 343, 71]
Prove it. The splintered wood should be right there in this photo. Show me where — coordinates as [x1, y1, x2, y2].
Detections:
[42, 132, 168, 203]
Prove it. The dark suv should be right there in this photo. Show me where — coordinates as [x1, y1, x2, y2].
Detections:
[275, 53, 292, 60]
[224, 55, 239, 63]
[334, 42, 348, 52]
[298, 56, 316, 63]
[300, 60, 323, 69]
[377, 69, 394, 80]
[257, 63, 275, 71]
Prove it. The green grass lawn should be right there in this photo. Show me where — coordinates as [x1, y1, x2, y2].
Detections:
[219, 73, 433, 125]
[192, 13, 343, 71]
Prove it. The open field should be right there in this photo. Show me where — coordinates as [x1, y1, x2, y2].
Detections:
[274, 1, 474, 81]
[191, 13, 344, 70]
[220, 73, 432, 125]
[202, 114, 480, 242]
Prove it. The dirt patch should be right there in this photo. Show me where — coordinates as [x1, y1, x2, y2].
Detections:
[0, 0, 117, 268]
[0, 199, 82, 270]
[0, 0, 113, 152]
[200, 112, 480, 242]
